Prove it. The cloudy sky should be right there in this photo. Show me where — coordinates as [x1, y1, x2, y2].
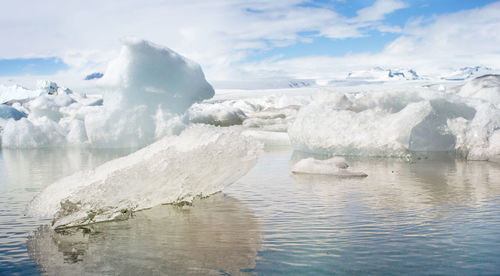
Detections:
[1, 0, 500, 83]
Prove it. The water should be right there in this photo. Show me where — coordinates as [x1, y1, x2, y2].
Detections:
[1, 148, 500, 275]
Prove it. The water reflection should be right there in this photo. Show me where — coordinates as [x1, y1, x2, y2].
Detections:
[27, 193, 261, 275]
[273, 152, 500, 274]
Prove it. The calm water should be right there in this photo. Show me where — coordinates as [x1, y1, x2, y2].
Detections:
[1, 148, 500, 275]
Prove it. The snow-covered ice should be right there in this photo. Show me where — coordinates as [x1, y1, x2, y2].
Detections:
[26, 125, 262, 229]
[291, 157, 367, 177]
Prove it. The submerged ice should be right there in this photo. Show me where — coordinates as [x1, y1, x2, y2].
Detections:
[26, 125, 261, 229]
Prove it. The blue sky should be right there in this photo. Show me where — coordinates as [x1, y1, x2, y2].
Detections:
[245, 0, 499, 62]
[0, 0, 499, 80]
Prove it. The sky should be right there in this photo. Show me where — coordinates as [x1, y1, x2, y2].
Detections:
[1, 0, 500, 84]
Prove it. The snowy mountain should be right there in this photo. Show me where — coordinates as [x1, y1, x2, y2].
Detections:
[346, 67, 421, 81]
[441, 66, 495, 81]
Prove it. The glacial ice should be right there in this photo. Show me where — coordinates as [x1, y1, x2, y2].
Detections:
[288, 78, 500, 162]
[84, 39, 215, 148]
[1, 39, 214, 148]
[26, 125, 262, 229]
[291, 157, 367, 177]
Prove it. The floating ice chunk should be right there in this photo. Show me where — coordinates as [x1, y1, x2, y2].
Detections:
[289, 90, 433, 157]
[26, 125, 262, 229]
[291, 157, 367, 177]
[289, 88, 500, 161]
[2, 117, 67, 148]
[28, 94, 76, 121]
[98, 38, 214, 113]
[84, 39, 214, 147]
[189, 102, 247, 126]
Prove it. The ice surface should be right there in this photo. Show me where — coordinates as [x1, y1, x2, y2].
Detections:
[189, 102, 247, 126]
[291, 157, 367, 177]
[26, 125, 262, 229]
[289, 87, 500, 162]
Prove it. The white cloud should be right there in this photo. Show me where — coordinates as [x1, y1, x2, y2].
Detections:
[4, 0, 498, 84]
[238, 1, 500, 80]
[356, 0, 407, 22]
[0, 0, 406, 82]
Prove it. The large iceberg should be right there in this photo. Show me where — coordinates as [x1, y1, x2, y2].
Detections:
[26, 125, 261, 229]
[289, 81, 500, 162]
[1, 39, 214, 148]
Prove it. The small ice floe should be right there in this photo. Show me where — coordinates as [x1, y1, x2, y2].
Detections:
[291, 157, 367, 177]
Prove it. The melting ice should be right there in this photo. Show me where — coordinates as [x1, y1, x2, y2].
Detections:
[26, 125, 261, 229]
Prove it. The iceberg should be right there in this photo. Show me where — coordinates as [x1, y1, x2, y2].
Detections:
[1, 39, 214, 148]
[289, 87, 500, 162]
[85, 38, 214, 148]
[291, 157, 367, 177]
[26, 125, 261, 229]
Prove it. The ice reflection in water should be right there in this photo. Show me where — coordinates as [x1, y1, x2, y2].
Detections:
[235, 151, 500, 274]
[0, 149, 134, 273]
[27, 193, 261, 275]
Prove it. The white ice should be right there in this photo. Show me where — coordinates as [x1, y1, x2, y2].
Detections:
[1, 39, 214, 148]
[289, 75, 500, 162]
[291, 157, 367, 177]
[26, 125, 262, 229]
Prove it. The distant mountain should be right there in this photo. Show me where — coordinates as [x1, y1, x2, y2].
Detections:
[346, 67, 421, 81]
[441, 66, 494, 81]
[84, 72, 104, 80]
